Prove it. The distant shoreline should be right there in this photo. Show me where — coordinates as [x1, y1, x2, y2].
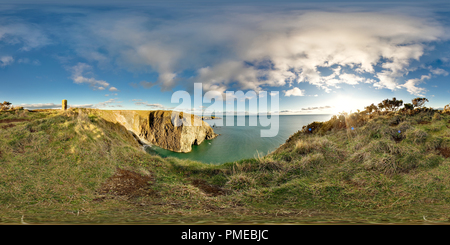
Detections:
[201, 116, 222, 120]
[201, 114, 333, 118]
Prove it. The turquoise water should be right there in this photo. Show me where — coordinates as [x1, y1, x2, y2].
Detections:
[145, 115, 332, 164]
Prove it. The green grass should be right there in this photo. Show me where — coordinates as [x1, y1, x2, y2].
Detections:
[1, 107, 450, 224]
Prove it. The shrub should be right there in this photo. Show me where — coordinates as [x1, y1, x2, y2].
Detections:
[364, 103, 378, 114]
[404, 103, 414, 110]
[293, 97, 442, 144]
[412, 97, 429, 108]
[432, 112, 441, 121]
[0, 101, 12, 111]
[378, 98, 403, 112]
[302, 121, 324, 134]
[444, 104, 450, 114]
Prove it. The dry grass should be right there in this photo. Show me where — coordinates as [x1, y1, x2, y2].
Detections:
[2, 106, 450, 224]
[406, 128, 428, 144]
[225, 173, 256, 190]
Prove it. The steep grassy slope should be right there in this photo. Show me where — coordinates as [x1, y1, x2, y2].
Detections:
[1, 107, 450, 224]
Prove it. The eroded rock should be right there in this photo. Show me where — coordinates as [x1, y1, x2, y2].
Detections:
[97, 110, 217, 153]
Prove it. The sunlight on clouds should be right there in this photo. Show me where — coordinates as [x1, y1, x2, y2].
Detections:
[238, 11, 444, 93]
[400, 75, 431, 97]
[64, 8, 447, 96]
[283, 87, 305, 97]
[279, 106, 333, 115]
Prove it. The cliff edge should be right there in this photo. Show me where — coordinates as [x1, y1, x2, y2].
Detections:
[95, 110, 218, 153]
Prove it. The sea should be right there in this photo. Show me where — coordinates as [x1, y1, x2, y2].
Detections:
[144, 114, 333, 165]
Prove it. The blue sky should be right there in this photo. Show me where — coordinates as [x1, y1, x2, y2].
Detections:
[1, 0, 450, 114]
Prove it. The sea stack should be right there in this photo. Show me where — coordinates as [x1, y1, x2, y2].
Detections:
[62, 100, 67, 110]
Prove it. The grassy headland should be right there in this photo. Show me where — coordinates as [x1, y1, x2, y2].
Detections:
[1, 100, 450, 224]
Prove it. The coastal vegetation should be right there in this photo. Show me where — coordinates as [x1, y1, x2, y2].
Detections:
[1, 98, 450, 224]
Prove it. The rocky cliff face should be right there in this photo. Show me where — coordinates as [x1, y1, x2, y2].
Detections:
[96, 110, 217, 153]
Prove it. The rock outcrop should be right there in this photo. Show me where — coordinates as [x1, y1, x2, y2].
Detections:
[96, 110, 218, 153]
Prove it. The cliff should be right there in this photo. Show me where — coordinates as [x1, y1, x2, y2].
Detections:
[94, 110, 218, 153]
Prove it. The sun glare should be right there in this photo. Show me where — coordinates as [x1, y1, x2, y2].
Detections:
[333, 96, 364, 114]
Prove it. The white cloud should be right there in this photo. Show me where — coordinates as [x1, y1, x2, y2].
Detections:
[134, 101, 166, 109]
[94, 98, 122, 108]
[17, 58, 29, 64]
[17, 58, 40, 65]
[109, 86, 119, 92]
[400, 74, 431, 96]
[18, 103, 94, 109]
[430, 67, 449, 76]
[0, 56, 13, 67]
[338, 73, 366, 85]
[0, 21, 51, 51]
[139, 81, 155, 89]
[279, 106, 333, 114]
[18, 103, 60, 109]
[302, 106, 333, 111]
[70, 62, 110, 90]
[398, 66, 448, 96]
[63, 8, 446, 96]
[283, 87, 305, 97]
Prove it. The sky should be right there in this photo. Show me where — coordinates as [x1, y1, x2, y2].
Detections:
[1, 0, 450, 115]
